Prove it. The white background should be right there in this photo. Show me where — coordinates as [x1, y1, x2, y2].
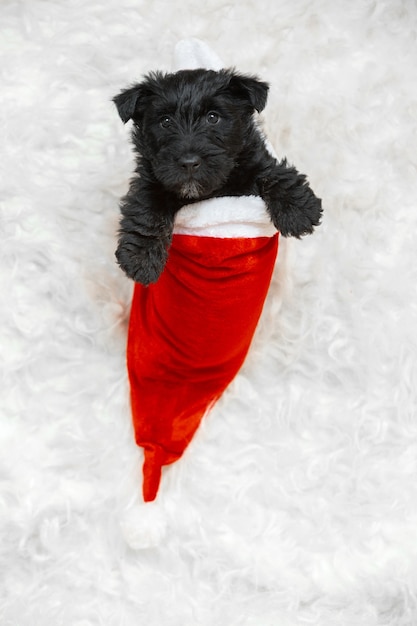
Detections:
[1, 1, 417, 624]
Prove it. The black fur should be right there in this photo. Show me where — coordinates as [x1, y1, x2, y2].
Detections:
[113, 68, 322, 285]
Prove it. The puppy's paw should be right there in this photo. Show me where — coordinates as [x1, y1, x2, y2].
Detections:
[264, 159, 323, 238]
[274, 194, 322, 238]
[116, 238, 168, 286]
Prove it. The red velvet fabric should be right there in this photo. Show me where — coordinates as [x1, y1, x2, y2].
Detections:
[127, 232, 279, 501]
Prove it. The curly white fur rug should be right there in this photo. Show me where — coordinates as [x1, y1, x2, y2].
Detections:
[1, 1, 417, 624]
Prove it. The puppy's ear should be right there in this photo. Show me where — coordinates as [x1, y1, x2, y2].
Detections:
[113, 72, 165, 123]
[113, 84, 145, 124]
[228, 72, 269, 113]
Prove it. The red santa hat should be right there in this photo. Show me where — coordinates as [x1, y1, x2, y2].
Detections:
[126, 41, 279, 501]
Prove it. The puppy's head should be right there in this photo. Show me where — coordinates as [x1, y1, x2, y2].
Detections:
[113, 69, 269, 199]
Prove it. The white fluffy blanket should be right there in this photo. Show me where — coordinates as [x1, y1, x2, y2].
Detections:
[1, 2, 417, 625]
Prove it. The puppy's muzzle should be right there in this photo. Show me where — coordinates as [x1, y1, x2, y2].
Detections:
[179, 154, 202, 175]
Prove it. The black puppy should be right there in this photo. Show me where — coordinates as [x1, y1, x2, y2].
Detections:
[113, 69, 322, 285]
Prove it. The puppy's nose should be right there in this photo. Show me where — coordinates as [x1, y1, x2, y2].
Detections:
[179, 155, 201, 174]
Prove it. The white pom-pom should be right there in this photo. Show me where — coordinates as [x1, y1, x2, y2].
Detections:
[119, 502, 168, 550]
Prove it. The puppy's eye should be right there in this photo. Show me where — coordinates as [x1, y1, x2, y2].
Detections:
[206, 111, 220, 125]
[160, 115, 172, 128]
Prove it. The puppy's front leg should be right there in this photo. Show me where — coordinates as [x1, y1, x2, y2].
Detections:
[262, 158, 322, 238]
[116, 181, 177, 286]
